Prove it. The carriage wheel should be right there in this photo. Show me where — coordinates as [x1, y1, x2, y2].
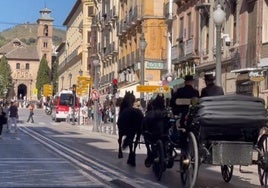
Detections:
[257, 134, 268, 187]
[180, 132, 198, 188]
[221, 165, 233, 182]
[153, 139, 166, 181]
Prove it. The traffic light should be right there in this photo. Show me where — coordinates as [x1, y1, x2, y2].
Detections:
[112, 79, 118, 94]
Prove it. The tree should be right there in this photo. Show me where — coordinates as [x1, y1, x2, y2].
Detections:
[51, 59, 59, 95]
[36, 55, 51, 99]
[0, 55, 12, 99]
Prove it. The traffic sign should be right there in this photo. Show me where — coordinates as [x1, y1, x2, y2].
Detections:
[43, 84, 53, 97]
[90, 89, 100, 100]
[136, 85, 170, 93]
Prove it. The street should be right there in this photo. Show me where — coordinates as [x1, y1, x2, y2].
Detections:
[0, 108, 263, 188]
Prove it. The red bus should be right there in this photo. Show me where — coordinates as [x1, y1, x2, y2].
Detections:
[51, 90, 79, 122]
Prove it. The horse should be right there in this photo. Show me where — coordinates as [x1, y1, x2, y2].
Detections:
[142, 94, 170, 167]
[117, 91, 144, 166]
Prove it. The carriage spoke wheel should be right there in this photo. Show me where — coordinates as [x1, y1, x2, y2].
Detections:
[221, 165, 233, 182]
[153, 139, 165, 181]
[258, 134, 268, 187]
[180, 132, 198, 188]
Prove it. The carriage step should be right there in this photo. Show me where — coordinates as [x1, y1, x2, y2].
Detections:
[239, 165, 253, 174]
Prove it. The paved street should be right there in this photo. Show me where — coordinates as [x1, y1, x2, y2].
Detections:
[0, 108, 264, 188]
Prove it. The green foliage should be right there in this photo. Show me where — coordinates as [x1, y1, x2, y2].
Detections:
[36, 56, 51, 99]
[52, 59, 59, 95]
[0, 56, 12, 98]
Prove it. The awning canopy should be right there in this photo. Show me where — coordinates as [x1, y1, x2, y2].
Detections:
[168, 78, 184, 89]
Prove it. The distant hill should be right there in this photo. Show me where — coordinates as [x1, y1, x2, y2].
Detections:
[0, 23, 66, 47]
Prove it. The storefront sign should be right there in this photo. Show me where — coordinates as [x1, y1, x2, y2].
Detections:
[249, 71, 264, 82]
[146, 62, 165, 70]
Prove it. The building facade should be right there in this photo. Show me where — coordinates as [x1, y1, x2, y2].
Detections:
[57, 0, 94, 100]
[0, 7, 54, 101]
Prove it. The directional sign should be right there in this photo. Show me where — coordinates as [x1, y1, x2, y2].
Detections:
[136, 85, 170, 93]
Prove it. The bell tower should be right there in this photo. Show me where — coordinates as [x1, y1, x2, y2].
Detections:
[37, 7, 54, 68]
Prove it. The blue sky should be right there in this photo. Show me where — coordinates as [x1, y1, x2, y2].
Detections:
[0, 0, 76, 32]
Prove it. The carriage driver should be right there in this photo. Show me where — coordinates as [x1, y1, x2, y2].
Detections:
[170, 75, 199, 126]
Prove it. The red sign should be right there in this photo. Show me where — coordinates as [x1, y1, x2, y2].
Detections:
[90, 89, 100, 100]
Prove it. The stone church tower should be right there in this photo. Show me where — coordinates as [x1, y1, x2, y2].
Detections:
[37, 7, 54, 68]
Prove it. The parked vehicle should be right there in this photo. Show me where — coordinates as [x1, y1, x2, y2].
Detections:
[51, 90, 79, 122]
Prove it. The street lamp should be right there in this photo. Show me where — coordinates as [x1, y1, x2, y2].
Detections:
[79, 69, 83, 76]
[213, 4, 226, 86]
[68, 72, 72, 88]
[140, 33, 147, 108]
[93, 59, 100, 132]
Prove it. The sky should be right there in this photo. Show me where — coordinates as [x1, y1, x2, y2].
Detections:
[0, 0, 76, 32]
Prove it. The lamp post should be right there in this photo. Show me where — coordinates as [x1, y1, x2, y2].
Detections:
[213, 4, 226, 86]
[68, 72, 72, 88]
[93, 59, 99, 132]
[77, 69, 83, 125]
[140, 33, 147, 108]
[72, 84, 76, 125]
[79, 69, 83, 76]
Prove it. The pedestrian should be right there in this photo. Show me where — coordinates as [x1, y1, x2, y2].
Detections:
[200, 74, 224, 97]
[26, 103, 35, 123]
[0, 106, 8, 138]
[170, 75, 200, 126]
[8, 101, 19, 133]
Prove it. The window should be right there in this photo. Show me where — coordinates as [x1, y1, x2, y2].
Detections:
[16, 63, 20, 69]
[43, 42, 48, 48]
[231, 1, 237, 44]
[88, 6, 94, 16]
[179, 17, 184, 39]
[26, 63, 30, 69]
[187, 12, 191, 39]
[44, 25, 48, 36]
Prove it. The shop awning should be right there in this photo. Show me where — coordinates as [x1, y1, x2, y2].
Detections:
[168, 78, 184, 88]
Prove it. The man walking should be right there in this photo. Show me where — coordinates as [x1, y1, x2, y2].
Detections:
[26, 103, 35, 123]
[8, 101, 18, 133]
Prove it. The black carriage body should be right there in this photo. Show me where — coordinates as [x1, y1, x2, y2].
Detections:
[193, 94, 268, 144]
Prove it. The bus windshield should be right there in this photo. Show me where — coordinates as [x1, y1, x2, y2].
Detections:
[59, 93, 74, 106]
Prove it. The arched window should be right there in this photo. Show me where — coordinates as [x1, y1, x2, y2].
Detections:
[26, 63, 30, 69]
[44, 25, 48, 36]
[16, 63, 20, 69]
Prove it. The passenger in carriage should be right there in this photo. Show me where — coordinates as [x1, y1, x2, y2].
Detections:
[170, 75, 199, 126]
[200, 74, 224, 97]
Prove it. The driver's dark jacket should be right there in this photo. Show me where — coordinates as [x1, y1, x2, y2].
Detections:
[170, 85, 199, 125]
[200, 83, 224, 97]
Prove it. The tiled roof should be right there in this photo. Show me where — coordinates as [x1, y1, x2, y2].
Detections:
[0, 38, 39, 60]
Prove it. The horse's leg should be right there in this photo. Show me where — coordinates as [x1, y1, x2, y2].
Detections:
[144, 138, 153, 168]
[127, 134, 136, 166]
[118, 133, 123, 159]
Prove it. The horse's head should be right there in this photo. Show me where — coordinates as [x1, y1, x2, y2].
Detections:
[150, 94, 165, 111]
[119, 91, 136, 113]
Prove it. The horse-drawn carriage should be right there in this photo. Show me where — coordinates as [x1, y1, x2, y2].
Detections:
[117, 91, 268, 188]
